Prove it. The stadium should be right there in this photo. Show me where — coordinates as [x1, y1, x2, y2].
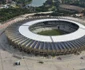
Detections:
[5, 17, 85, 56]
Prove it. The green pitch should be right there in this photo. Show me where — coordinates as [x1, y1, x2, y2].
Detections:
[37, 29, 64, 36]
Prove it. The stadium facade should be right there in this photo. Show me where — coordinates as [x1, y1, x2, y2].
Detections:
[5, 17, 85, 56]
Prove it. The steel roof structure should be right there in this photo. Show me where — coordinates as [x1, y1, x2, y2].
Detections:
[5, 17, 85, 55]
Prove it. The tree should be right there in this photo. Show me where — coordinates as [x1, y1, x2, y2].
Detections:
[13, 0, 32, 7]
[0, 0, 5, 4]
[53, 0, 60, 11]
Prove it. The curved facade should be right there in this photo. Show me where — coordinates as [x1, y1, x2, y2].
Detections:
[5, 17, 85, 56]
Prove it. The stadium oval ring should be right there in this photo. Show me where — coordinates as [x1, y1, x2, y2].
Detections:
[5, 17, 85, 56]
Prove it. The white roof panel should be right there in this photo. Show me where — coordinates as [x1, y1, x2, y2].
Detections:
[19, 19, 85, 42]
[19, 26, 52, 42]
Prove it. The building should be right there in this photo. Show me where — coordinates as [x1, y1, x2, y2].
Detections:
[6, 0, 12, 3]
[60, 4, 84, 13]
[0, 4, 9, 9]
[5, 17, 85, 56]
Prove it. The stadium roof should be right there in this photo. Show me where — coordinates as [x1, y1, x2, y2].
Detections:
[19, 19, 85, 42]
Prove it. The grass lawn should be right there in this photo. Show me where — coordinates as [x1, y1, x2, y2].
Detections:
[37, 29, 64, 36]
